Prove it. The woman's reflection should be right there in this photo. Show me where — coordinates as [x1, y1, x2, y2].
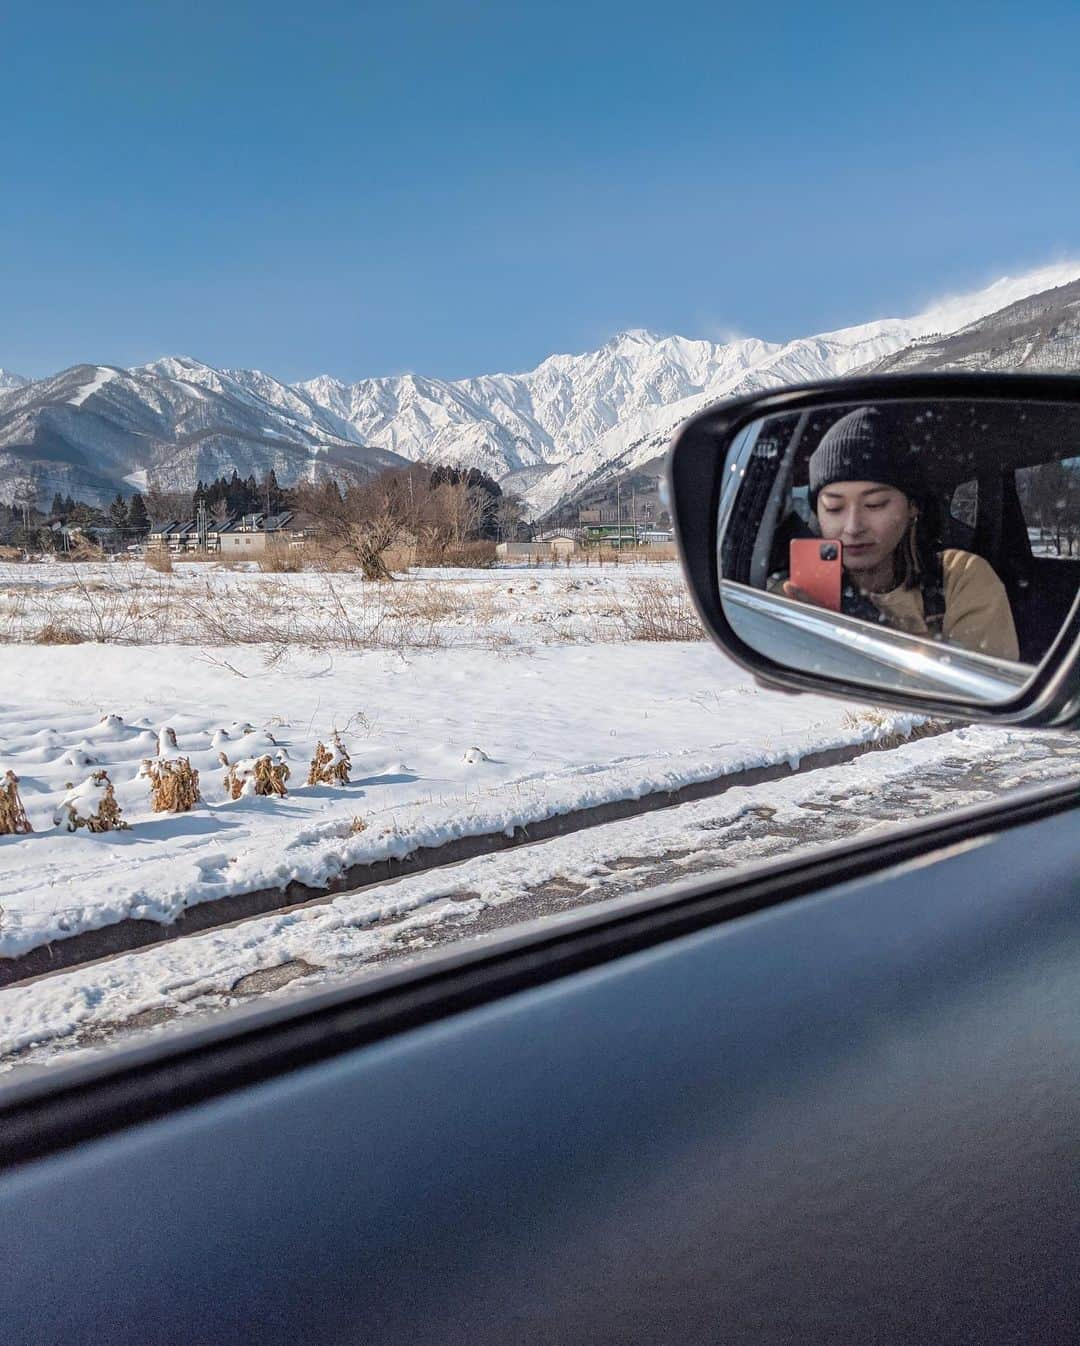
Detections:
[776, 406, 1018, 659]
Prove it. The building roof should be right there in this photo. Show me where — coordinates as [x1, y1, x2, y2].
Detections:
[222, 511, 295, 533]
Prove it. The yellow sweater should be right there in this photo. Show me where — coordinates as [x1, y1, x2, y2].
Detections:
[868, 549, 1019, 661]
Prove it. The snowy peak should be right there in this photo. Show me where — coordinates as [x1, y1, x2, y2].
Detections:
[0, 359, 408, 509]
[0, 368, 28, 398]
[287, 260, 1080, 516]
[4, 261, 1080, 514]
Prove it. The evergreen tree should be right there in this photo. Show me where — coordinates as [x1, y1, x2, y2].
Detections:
[51, 492, 65, 517]
[109, 493, 129, 531]
[127, 492, 149, 536]
[64, 494, 76, 514]
[226, 470, 245, 515]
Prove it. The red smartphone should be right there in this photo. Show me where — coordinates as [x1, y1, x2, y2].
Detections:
[789, 539, 843, 611]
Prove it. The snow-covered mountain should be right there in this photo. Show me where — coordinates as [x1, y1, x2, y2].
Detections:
[0, 360, 406, 508]
[862, 275, 1080, 375]
[3, 261, 1080, 513]
[295, 261, 1080, 517]
[0, 369, 27, 396]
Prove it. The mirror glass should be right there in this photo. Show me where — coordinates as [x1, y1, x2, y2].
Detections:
[716, 398, 1080, 703]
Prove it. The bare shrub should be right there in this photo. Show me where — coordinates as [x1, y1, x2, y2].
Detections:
[221, 752, 290, 800]
[306, 731, 352, 786]
[0, 770, 33, 835]
[610, 580, 704, 641]
[142, 757, 202, 812]
[349, 815, 367, 834]
[144, 548, 174, 574]
[54, 770, 129, 833]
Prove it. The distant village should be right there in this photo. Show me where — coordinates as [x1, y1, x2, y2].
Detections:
[2, 463, 673, 562]
[1, 463, 672, 562]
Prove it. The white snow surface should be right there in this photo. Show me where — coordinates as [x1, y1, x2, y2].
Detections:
[0, 721, 1048, 1068]
[67, 365, 121, 407]
[0, 560, 922, 960]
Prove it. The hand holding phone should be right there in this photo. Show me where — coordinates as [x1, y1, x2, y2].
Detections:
[787, 539, 843, 611]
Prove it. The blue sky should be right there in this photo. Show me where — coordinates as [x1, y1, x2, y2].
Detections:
[3, 1, 1079, 383]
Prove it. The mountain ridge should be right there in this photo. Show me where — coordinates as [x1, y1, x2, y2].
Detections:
[4, 261, 1080, 513]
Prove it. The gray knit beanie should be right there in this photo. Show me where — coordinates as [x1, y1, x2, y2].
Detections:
[808, 406, 926, 509]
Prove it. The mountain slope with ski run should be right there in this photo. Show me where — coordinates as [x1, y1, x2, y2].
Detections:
[2, 262, 1079, 513]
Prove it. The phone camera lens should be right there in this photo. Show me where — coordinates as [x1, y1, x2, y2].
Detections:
[820, 544, 838, 561]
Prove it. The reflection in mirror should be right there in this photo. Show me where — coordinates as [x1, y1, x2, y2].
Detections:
[716, 398, 1080, 703]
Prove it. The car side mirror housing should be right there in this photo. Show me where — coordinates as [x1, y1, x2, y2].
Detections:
[667, 374, 1080, 727]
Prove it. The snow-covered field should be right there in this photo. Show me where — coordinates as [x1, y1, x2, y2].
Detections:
[4, 721, 1073, 1074]
[0, 559, 922, 961]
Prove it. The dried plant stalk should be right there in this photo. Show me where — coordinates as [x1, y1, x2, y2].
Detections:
[143, 757, 202, 812]
[0, 770, 33, 835]
[306, 731, 352, 786]
[221, 752, 290, 800]
[54, 770, 129, 833]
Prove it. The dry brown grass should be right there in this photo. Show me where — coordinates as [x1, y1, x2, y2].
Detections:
[608, 579, 704, 641]
[841, 710, 952, 750]
[144, 548, 174, 573]
[382, 543, 417, 572]
[143, 757, 202, 812]
[391, 582, 468, 624]
[415, 540, 497, 568]
[576, 545, 679, 565]
[258, 543, 306, 573]
[0, 770, 33, 835]
[33, 622, 84, 644]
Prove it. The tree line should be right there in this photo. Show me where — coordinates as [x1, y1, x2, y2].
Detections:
[4, 463, 527, 560]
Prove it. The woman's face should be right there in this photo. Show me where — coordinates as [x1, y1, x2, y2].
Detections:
[815, 481, 916, 578]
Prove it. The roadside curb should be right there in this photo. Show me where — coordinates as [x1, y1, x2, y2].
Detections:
[1, 720, 951, 990]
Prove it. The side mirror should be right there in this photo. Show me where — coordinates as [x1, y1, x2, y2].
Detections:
[667, 374, 1080, 727]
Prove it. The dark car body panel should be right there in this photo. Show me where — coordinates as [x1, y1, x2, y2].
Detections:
[2, 797, 1077, 1344]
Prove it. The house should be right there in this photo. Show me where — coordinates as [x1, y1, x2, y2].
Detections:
[146, 511, 300, 555]
[582, 522, 643, 548]
[495, 540, 554, 560]
[147, 521, 187, 551]
[282, 512, 319, 548]
[217, 511, 295, 555]
[545, 532, 579, 557]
